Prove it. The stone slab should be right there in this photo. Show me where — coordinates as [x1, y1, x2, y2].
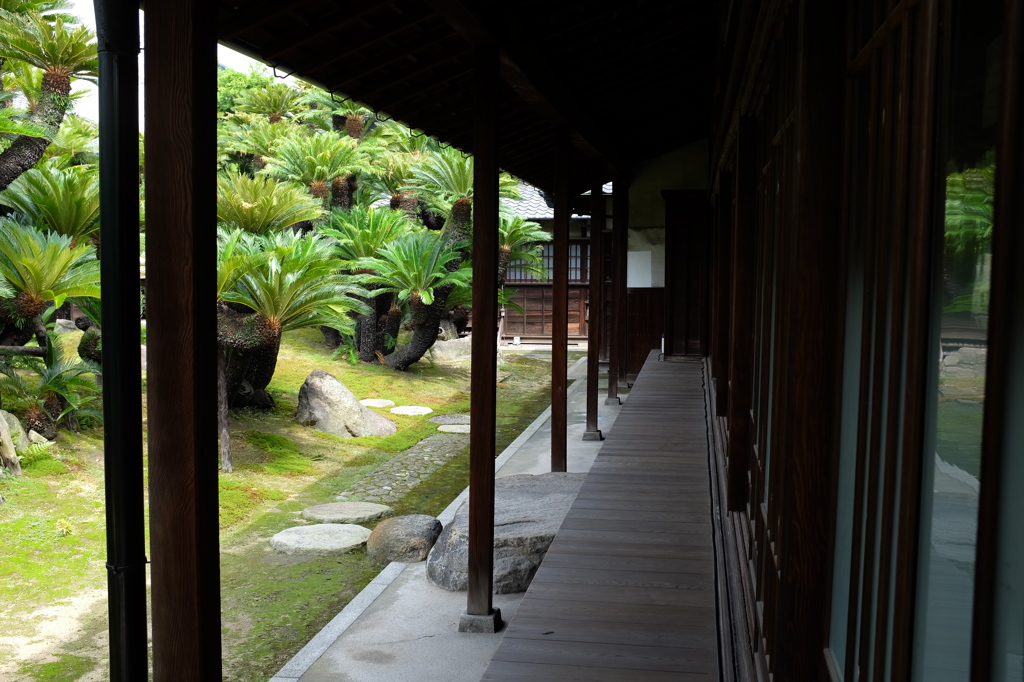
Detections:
[437, 424, 471, 433]
[429, 414, 471, 425]
[302, 502, 394, 524]
[270, 524, 371, 556]
[360, 398, 396, 408]
[390, 405, 433, 416]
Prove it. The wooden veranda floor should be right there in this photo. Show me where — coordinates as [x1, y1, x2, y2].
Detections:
[482, 352, 719, 681]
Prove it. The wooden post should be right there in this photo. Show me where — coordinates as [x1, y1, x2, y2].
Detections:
[584, 174, 605, 440]
[460, 42, 501, 633]
[94, 1, 147, 678]
[608, 184, 628, 402]
[551, 129, 570, 471]
[144, 1, 222, 677]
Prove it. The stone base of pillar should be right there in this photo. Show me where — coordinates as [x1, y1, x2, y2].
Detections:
[458, 609, 503, 633]
[604, 397, 621, 406]
[582, 430, 604, 441]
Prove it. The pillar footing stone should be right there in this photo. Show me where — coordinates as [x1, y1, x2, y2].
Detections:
[458, 609, 503, 633]
[604, 397, 621, 406]
[582, 430, 604, 441]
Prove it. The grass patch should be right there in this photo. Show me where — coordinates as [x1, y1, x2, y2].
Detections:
[219, 479, 287, 529]
[19, 654, 96, 681]
[935, 398, 984, 478]
[241, 431, 316, 476]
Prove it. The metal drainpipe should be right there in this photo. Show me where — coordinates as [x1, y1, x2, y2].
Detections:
[94, 1, 147, 679]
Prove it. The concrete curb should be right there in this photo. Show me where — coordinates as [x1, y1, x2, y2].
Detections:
[268, 356, 587, 681]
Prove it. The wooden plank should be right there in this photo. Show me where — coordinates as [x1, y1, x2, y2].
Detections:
[483, 357, 719, 681]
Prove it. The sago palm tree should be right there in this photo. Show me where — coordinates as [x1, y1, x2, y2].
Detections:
[0, 10, 97, 190]
[217, 113, 305, 172]
[44, 113, 97, 165]
[0, 161, 99, 242]
[405, 145, 520, 243]
[234, 82, 303, 124]
[0, 220, 100, 345]
[0, 333, 99, 439]
[297, 86, 374, 139]
[216, 171, 324, 233]
[360, 230, 471, 366]
[319, 206, 416, 360]
[261, 132, 375, 210]
[494, 214, 550, 286]
[218, 229, 367, 409]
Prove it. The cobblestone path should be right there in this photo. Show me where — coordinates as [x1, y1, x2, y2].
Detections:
[336, 432, 470, 504]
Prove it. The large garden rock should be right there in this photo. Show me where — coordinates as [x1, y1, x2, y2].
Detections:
[0, 410, 29, 452]
[302, 501, 393, 524]
[368, 515, 443, 564]
[296, 370, 397, 438]
[426, 473, 586, 593]
[270, 524, 371, 556]
[429, 335, 473, 362]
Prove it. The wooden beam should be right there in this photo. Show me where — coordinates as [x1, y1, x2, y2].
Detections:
[218, 0, 317, 40]
[462, 41, 501, 632]
[424, 0, 624, 174]
[94, 0, 147, 678]
[584, 171, 605, 441]
[145, 0, 221, 677]
[551, 128, 570, 472]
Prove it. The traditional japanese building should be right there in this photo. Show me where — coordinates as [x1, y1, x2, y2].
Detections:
[91, 0, 1023, 679]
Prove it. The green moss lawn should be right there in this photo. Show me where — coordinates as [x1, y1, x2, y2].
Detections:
[0, 329, 566, 680]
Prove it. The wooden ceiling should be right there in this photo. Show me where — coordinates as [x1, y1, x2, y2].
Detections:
[216, 0, 720, 192]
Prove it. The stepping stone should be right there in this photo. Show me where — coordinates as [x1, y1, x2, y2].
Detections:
[429, 414, 471, 425]
[360, 398, 395, 408]
[302, 501, 394, 524]
[270, 524, 371, 556]
[437, 425, 471, 433]
[390, 405, 433, 416]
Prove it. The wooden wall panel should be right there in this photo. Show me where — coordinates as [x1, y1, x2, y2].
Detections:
[625, 288, 665, 377]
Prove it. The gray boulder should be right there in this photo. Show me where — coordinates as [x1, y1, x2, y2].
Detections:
[426, 472, 586, 593]
[429, 335, 473, 362]
[368, 515, 442, 564]
[0, 410, 29, 452]
[296, 370, 397, 438]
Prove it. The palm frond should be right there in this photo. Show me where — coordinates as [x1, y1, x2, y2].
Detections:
[358, 230, 469, 307]
[318, 206, 415, 263]
[0, 161, 99, 239]
[217, 172, 324, 233]
[0, 10, 97, 79]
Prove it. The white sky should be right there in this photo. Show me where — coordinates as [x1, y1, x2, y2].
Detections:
[69, 1, 263, 127]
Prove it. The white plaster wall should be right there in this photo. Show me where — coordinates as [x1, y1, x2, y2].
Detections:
[627, 228, 665, 287]
[624, 139, 707, 289]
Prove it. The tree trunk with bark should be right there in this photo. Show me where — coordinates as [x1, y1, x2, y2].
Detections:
[218, 344, 232, 472]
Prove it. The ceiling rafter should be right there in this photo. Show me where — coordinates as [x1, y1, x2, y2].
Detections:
[260, 3, 402, 62]
[218, 0, 319, 40]
[424, 0, 624, 174]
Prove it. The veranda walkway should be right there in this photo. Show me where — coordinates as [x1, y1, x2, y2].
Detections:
[482, 352, 719, 681]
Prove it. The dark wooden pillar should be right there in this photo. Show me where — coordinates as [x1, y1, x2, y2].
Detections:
[551, 129, 570, 471]
[605, 181, 622, 406]
[584, 174, 605, 440]
[94, 1, 146, 678]
[610, 184, 629, 396]
[726, 118, 757, 511]
[772, 1, 845, 678]
[461, 42, 501, 633]
[144, 1, 221, 677]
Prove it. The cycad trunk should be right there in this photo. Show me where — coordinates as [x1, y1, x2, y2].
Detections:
[0, 73, 71, 191]
[218, 344, 232, 472]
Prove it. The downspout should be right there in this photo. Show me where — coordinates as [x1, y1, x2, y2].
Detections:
[94, 1, 147, 678]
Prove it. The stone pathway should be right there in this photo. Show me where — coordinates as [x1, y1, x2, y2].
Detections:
[337, 433, 470, 504]
[390, 405, 433, 416]
[429, 414, 470, 425]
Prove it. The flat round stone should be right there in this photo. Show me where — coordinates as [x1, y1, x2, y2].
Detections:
[302, 501, 394, 524]
[437, 424, 471, 433]
[270, 524, 372, 556]
[390, 405, 433, 416]
[429, 414, 471, 425]
[360, 398, 395, 408]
